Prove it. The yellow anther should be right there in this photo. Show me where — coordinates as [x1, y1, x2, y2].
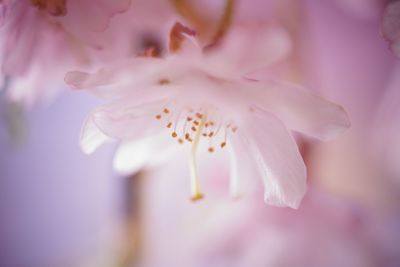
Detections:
[191, 193, 204, 202]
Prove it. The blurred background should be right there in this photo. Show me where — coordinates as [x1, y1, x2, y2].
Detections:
[1, 0, 400, 266]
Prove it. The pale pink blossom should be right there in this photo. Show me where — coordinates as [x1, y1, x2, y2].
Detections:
[139, 163, 379, 267]
[66, 22, 350, 208]
[0, 0, 130, 107]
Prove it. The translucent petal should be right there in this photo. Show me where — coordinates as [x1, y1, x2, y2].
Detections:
[244, 108, 307, 209]
[243, 80, 350, 141]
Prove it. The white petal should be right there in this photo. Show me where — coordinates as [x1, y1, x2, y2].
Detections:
[113, 138, 155, 175]
[113, 134, 177, 176]
[244, 80, 350, 141]
[228, 133, 259, 198]
[243, 108, 307, 209]
[80, 115, 113, 154]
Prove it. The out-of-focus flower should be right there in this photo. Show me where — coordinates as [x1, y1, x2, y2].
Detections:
[66, 22, 349, 208]
[372, 64, 400, 185]
[138, 162, 380, 267]
[382, 0, 400, 58]
[0, 0, 130, 107]
[303, 0, 399, 210]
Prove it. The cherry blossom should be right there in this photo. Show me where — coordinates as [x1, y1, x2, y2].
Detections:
[66, 22, 350, 208]
[0, 0, 130, 107]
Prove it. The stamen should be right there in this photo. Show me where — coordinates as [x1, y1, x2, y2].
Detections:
[189, 113, 207, 201]
[208, 147, 215, 153]
[167, 122, 173, 128]
[163, 108, 170, 114]
[155, 114, 162, 120]
[172, 132, 178, 138]
[220, 142, 226, 148]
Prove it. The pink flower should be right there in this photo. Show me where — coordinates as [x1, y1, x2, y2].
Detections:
[382, 0, 400, 58]
[138, 163, 376, 267]
[66, 22, 350, 208]
[0, 0, 130, 107]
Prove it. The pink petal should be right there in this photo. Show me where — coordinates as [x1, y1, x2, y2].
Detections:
[56, 0, 131, 48]
[382, 1, 400, 57]
[203, 24, 292, 78]
[244, 80, 350, 141]
[80, 114, 113, 154]
[243, 108, 307, 209]
[65, 57, 168, 98]
[91, 98, 168, 140]
[1, 4, 38, 75]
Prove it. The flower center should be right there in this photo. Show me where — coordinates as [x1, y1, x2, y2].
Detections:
[30, 0, 67, 16]
[155, 104, 238, 152]
[154, 103, 238, 201]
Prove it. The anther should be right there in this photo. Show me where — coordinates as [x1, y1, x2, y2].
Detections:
[172, 132, 178, 138]
[158, 78, 170, 85]
[193, 120, 199, 126]
[187, 117, 193, 122]
[163, 108, 170, 114]
[191, 193, 204, 201]
[178, 138, 184, 144]
[220, 142, 226, 148]
[232, 126, 238, 133]
[208, 147, 215, 153]
[208, 131, 214, 137]
[166, 122, 172, 128]
[196, 113, 203, 119]
[191, 126, 197, 132]
[155, 114, 162, 120]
